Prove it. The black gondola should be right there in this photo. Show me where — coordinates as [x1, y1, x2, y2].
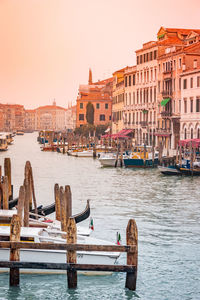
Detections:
[7, 198, 90, 224]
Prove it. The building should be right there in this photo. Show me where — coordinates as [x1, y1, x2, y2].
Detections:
[76, 69, 113, 128]
[36, 101, 66, 131]
[0, 104, 25, 131]
[65, 104, 76, 131]
[112, 67, 127, 134]
[180, 66, 200, 140]
[156, 27, 200, 152]
[135, 41, 158, 145]
[24, 109, 36, 131]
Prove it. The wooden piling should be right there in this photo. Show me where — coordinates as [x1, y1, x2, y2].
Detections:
[66, 217, 77, 289]
[2, 176, 9, 210]
[125, 219, 138, 291]
[17, 186, 25, 226]
[54, 184, 61, 221]
[4, 158, 12, 199]
[24, 178, 31, 227]
[9, 214, 21, 286]
[60, 186, 67, 232]
[65, 185, 72, 219]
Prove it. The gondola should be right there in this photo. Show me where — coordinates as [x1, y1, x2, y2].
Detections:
[7, 198, 90, 224]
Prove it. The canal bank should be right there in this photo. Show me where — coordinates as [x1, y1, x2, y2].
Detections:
[0, 132, 199, 300]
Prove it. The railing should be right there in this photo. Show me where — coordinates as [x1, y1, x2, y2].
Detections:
[140, 121, 148, 127]
[161, 111, 172, 117]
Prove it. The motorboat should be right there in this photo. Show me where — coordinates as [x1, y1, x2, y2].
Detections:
[0, 225, 120, 274]
[98, 152, 129, 167]
[123, 146, 159, 168]
[158, 165, 182, 175]
[0, 135, 8, 151]
[68, 149, 93, 157]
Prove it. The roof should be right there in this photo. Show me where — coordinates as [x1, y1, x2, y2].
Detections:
[36, 105, 66, 111]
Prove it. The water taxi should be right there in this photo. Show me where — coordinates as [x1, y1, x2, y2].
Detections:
[123, 146, 159, 168]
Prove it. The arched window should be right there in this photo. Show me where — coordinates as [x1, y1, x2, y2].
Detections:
[191, 128, 193, 139]
[184, 128, 187, 139]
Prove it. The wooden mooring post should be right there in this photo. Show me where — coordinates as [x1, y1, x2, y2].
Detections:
[4, 158, 12, 200]
[9, 214, 21, 286]
[54, 183, 61, 221]
[66, 218, 77, 288]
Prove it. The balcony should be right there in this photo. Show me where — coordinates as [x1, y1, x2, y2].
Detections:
[163, 70, 172, 80]
[140, 121, 148, 127]
[155, 128, 172, 136]
[161, 111, 172, 117]
[162, 90, 172, 97]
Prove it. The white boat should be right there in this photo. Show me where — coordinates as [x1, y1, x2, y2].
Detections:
[68, 149, 93, 157]
[98, 152, 129, 167]
[0, 226, 120, 274]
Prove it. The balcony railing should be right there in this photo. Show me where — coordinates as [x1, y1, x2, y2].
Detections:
[140, 121, 148, 127]
[162, 90, 172, 97]
[161, 111, 172, 117]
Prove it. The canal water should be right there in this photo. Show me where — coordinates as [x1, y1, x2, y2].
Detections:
[0, 132, 199, 300]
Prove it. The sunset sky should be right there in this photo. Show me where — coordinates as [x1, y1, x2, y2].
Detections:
[0, 0, 200, 109]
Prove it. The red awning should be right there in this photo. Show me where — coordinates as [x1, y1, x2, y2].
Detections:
[101, 129, 133, 139]
[179, 139, 200, 147]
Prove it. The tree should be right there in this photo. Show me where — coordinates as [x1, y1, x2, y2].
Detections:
[86, 102, 94, 125]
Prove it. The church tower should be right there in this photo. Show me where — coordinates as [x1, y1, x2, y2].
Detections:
[88, 68, 92, 85]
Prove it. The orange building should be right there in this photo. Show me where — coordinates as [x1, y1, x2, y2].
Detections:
[76, 69, 113, 128]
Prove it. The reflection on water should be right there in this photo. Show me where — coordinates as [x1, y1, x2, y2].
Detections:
[0, 133, 199, 300]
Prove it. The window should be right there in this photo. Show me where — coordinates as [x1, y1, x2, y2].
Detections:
[196, 97, 200, 112]
[100, 114, 105, 121]
[174, 60, 176, 70]
[191, 128, 193, 139]
[133, 92, 135, 104]
[179, 100, 181, 113]
[96, 103, 100, 109]
[184, 99, 187, 113]
[190, 77, 193, 88]
[109, 116, 111, 120]
[133, 74, 135, 85]
[105, 103, 108, 109]
[125, 76, 127, 87]
[129, 93, 131, 105]
[179, 58, 182, 69]
[154, 68, 157, 80]
[158, 81, 160, 93]
[150, 52, 152, 60]
[184, 128, 187, 139]
[79, 114, 84, 121]
[80, 103, 83, 109]
[183, 79, 187, 89]
[179, 78, 181, 90]
[190, 98, 193, 112]
[137, 56, 139, 65]
[154, 50, 157, 59]
[129, 75, 131, 86]
[140, 55, 142, 64]
[198, 128, 200, 139]
[197, 76, 200, 87]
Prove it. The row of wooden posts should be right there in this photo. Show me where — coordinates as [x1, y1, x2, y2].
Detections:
[0, 158, 138, 290]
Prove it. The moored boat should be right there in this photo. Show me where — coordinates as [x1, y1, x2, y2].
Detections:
[158, 165, 182, 175]
[0, 226, 120, 274]
[123, 146, 159, 168]
[0, 135, 8, 151]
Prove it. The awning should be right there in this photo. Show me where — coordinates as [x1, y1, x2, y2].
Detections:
[101, 129, 133, 140]
[179, 139, 200, 148]
[161, 98, 170, 106]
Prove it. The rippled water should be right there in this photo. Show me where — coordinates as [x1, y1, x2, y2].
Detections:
[0, 132, 199, 300]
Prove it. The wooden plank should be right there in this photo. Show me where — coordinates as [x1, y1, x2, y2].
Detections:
[67, 218, 77, 288]
[0, 261, 136, 272]
[9, 214, 21, 286]
[4, 158, 12, 198]
[54, 184, 60, 221]
[125, 219, 138, 291]
[0, 241, 132, 252]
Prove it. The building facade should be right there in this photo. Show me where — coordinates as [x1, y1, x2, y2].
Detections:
[76, 69, 113, 128]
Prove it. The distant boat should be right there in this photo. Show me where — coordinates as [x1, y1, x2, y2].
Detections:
[16, 130, 24, 136]
[0, 135, 8, 151]
[123, 146, 159, 168]
[158, 165, 182, 175]
[68, 149, 93, 157]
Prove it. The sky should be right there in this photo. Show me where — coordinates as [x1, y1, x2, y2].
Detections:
[0, 0, 200, 109]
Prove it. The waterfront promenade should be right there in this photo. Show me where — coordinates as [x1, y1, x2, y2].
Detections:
[0, 132, 199, 299]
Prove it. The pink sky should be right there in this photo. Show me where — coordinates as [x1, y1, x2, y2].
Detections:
[0, 0, 200, 109]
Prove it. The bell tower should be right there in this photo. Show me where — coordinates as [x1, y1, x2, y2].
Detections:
[88, 68, 92, 85]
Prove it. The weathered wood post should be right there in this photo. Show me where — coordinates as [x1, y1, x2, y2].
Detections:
[4, 158, 12, 199]
[0, 165, 2, 207]
[60, 186, 67, 232]
[125, 219, 138, 291]
[54, 183, 61, 221]
[17, 186, 25, 226]
[9, 214, 21, 286]
[2, 176, 9, 209]
[24, 177, 31, 227]
[144, 144, 147, 167]
[65, 185, 72, 219]
[66, 217, 77, 289]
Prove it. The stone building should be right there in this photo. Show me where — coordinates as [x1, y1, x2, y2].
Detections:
[76, 69, 113, 128]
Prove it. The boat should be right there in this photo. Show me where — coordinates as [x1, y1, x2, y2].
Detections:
[0, 226, 120, 274]
[16, 131, 24, 136]
[0, 135, 8, 151]
[98, 152, 129, 167]
[158, 165, 182, 175]
[8, 199, 90, 224]
[123, 146, 159, 168]
[0, 132, 13, 145]
[68, 149, 93, 157]
[178, 161, 200, 176]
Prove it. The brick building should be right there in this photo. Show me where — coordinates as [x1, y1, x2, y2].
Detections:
[76, 69, 113, 128]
